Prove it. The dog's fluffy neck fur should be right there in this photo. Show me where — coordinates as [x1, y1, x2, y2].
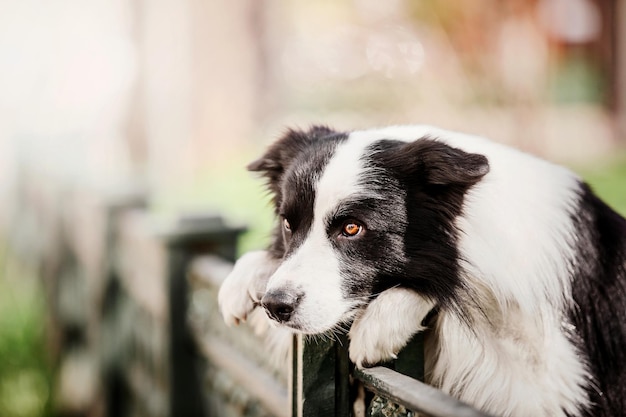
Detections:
[426, 308, 589, 416]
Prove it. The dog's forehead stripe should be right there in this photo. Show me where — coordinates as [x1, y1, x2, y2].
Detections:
[315, 135, 384, 218]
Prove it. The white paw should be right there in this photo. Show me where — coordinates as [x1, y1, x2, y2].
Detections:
[218, 250, 278, 326]
[348, 288, 435, 368]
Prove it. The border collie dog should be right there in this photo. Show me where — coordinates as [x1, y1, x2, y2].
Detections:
[218, 125, 626, 417]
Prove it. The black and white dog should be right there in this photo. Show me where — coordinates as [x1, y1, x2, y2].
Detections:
[218, 125, 626, 417]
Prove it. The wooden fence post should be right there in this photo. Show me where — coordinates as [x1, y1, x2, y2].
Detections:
[100, 189, 148, 417]
[164, 214, 245, 417]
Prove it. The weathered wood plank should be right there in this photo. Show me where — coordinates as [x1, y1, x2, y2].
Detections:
[355, 367, 495, 417]
[189, 254, 234, 288]
[197, 335, 290, 417]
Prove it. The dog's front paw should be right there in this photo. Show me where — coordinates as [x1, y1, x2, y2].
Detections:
[218, 251, 278, 326]
[348, 288, 435, 368]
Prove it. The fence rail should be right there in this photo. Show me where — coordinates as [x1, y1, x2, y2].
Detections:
[354, 368, 494, 417]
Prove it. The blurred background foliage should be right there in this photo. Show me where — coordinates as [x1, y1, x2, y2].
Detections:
[0, 255, 54, 417]
[0, 0, 625, 416]
[580, 154, 626, 215]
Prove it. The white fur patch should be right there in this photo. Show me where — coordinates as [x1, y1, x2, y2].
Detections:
[264, 230, 353, 333]
[428, 310, 591, 417]
[218, 250, 278, 326]
[349, 288, 435, 368]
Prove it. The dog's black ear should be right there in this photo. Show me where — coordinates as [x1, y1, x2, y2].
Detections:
[417, 139, 489, 186]
[388, 138, 489, 186]
[247, 125, 337, 174]
[248, 129, 303, 173]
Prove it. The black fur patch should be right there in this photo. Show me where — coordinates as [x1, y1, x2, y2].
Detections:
[249, 126, 348, 258]
[362, 138, 489, 318]
[568, 183, 626, 417]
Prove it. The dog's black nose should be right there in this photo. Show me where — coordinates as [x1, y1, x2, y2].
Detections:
[262, 290, 301, 323]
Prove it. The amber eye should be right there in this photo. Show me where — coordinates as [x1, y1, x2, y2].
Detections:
[341, 221, 363, 237]
[283, 218, 291, 232]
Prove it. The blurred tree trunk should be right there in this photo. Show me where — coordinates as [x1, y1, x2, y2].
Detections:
[128, 0, 271, 195]
[126, 0, 148, 180]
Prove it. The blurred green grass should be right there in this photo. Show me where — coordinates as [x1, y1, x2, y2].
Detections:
[0, 254, 54, 417]
[154, 151, 276, 256]
[576, 153, 626, 217]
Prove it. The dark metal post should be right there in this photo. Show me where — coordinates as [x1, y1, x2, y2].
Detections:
[388, 333, 425, 381]
[164, 214, 245, 417]
[292, 321, 424, 417]
[292, 334, 351, 417]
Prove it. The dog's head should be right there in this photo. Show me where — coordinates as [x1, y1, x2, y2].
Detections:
[251, 126, 489, 334]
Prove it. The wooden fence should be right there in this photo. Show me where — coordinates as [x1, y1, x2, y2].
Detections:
[7, 176, 493, 417]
